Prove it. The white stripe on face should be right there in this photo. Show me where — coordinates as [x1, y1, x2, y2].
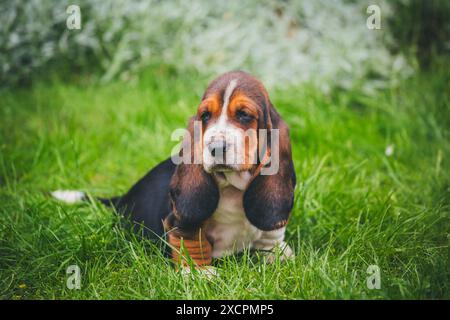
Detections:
[219, 79, 238, 122]
[203, 78, 245, 171]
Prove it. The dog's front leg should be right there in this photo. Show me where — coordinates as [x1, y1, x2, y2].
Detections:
[163, 213, 216, 277]
[166, 157, 220, 273]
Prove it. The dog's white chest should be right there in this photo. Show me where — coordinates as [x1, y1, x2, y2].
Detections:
[205, 172, 263, 258]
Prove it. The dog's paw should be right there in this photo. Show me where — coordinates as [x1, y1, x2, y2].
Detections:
[179, 266, 219, 280]
[260, 243, 295, 263]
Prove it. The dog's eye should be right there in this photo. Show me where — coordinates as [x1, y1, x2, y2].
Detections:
[200, 111, 211, 122]
[236, 110, 253, 123]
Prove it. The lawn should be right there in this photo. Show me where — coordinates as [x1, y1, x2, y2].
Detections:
[0, 64, 448, 299]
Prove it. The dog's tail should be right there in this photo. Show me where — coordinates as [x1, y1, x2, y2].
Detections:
[51, 190, 121, 208]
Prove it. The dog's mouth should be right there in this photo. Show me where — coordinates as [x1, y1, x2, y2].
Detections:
[210, 164, 235, 172]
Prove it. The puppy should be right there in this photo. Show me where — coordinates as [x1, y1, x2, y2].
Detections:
[53, 71, 296, 267]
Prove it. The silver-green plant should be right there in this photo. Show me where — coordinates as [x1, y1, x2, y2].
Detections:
[0, 0, 412, 91]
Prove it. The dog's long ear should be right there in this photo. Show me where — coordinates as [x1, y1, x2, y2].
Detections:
[168, 117, 219, 232]
[243, 105, 296, 231]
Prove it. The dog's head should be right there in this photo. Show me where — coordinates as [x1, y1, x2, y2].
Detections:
[169, 71, 296, 232]
[198, 71, 272, 173]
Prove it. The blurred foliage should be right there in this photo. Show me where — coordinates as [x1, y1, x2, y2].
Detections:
[1, 0, 440, 92]
[0, 0, 97, 85]
[0, 0, 410, 91]
[387, 0, 450, 68]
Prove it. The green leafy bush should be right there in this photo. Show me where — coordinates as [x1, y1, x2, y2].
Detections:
[1, 0, 411, 91]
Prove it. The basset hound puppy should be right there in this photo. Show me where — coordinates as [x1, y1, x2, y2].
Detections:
[53, 71, 296, 268]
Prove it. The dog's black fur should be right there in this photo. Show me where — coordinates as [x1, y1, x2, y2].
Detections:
[101, 158, 176, 240]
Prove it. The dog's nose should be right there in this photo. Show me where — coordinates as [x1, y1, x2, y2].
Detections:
[209, 141, 227, 158]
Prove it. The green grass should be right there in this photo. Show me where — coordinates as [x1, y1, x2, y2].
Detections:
[0, 64, 449, 300]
